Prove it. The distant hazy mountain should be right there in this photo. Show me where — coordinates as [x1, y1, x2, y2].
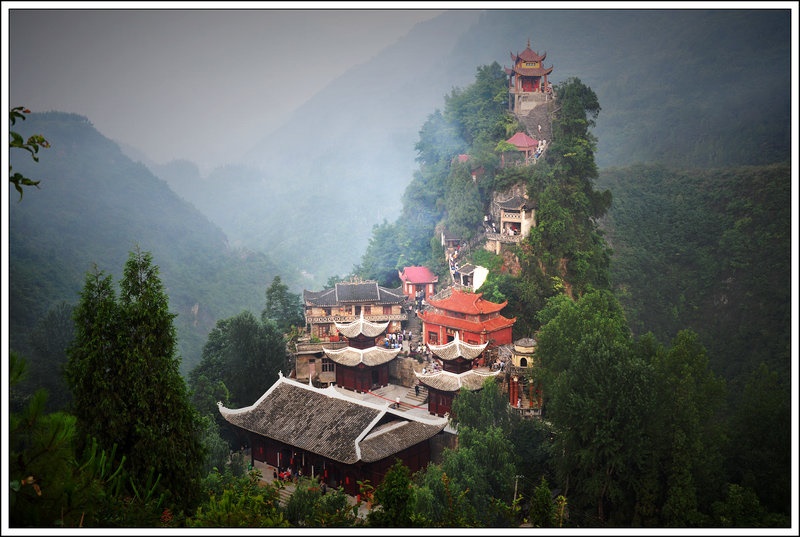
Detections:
[153, 9, 789, 286]
[9, 112, 299, 373]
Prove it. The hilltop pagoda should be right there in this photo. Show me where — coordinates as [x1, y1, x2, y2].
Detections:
[506, 38, 554, 114]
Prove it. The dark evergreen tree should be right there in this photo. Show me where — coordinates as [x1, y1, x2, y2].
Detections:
[13, 301, 75, 413]
[191, 310, 287, 409]
[528, 77, 612, 296]
[66, 248, 206, 512]
[536, 290, 650, 525]
[529, 476, 557, 528]
[261, 275, 304, 334]
[726, 363, 792, 518]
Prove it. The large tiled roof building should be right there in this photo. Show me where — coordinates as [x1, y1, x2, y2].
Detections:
[219, 374, 448, 496]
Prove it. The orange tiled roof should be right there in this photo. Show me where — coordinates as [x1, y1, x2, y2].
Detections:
[506, 132, 538, 150]
[426, 288, 507, 315]
[419, 310, 515, 334]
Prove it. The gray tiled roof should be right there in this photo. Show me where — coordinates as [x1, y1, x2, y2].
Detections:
[304, 281, 406, 307]
[336, 281, 380, 302]
[218, 375, 446, 464]
[498, 195, 528, 210]
[323, 346, 400, 366]
[427, 333, 488, 361]
[514, 337, 537, 355]
[457, 263, 476, 275]
[415, 369, 500, 392]
[335, 313, 389, 339]
[359, 421, 446, 462]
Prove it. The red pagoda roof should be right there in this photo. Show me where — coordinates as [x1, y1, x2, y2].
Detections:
[506, 132, 538, 150]
[427, 288, 508, 315]
[399, 266, 438, 284]
[419, 311, 515, 335]
[507, 40, 553, 78]
[512, 39, 547, 63]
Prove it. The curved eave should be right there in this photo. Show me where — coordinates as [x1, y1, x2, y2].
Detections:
[415, 369, 500, 392]
[427, 339, 488, 361]
[335, 317, 389, 339]
[512, 65, 554, 77]
[324, 346, 401, 367]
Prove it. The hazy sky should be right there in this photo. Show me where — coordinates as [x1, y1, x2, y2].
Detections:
[4, 2, 446, 171]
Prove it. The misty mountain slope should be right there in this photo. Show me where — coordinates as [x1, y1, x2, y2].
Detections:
[162, 9, 789, 288]
[9, 112, 297, 373]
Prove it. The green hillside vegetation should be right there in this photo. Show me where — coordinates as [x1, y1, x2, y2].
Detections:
[597, 162, 792, 389]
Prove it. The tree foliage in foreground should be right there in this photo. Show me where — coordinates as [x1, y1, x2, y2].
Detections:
[188, 468, 288, 527]
[9, 351, 170, 528]
[9, 106, 50, 200]
[536, 290, 649, 525]
[190, 309, 288, 409]
[65, 247, 206, 511]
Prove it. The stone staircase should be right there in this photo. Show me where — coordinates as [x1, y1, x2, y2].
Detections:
[405, 384, 428, 407]
[517, 101, 554, 144]
[276, 483, 293, 506]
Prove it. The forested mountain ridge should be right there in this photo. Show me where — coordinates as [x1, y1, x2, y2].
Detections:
[8, 112, 304, 377]
[597, 162, 792, 389]
[152, 9, 790, 285]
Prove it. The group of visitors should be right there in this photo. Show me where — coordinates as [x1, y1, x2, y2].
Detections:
[383, 330, 414, 350]
[491, 359, 507, 371]
[420, 359, 442, 375]
[532, 138, 547, 162]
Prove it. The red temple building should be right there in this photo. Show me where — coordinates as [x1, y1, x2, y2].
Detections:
[419, 288, 515, 348]
[398, 266, 438, 302]
[416, 334, 500, 417]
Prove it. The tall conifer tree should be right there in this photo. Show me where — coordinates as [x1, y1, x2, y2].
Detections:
[66, 247, 205, 511]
